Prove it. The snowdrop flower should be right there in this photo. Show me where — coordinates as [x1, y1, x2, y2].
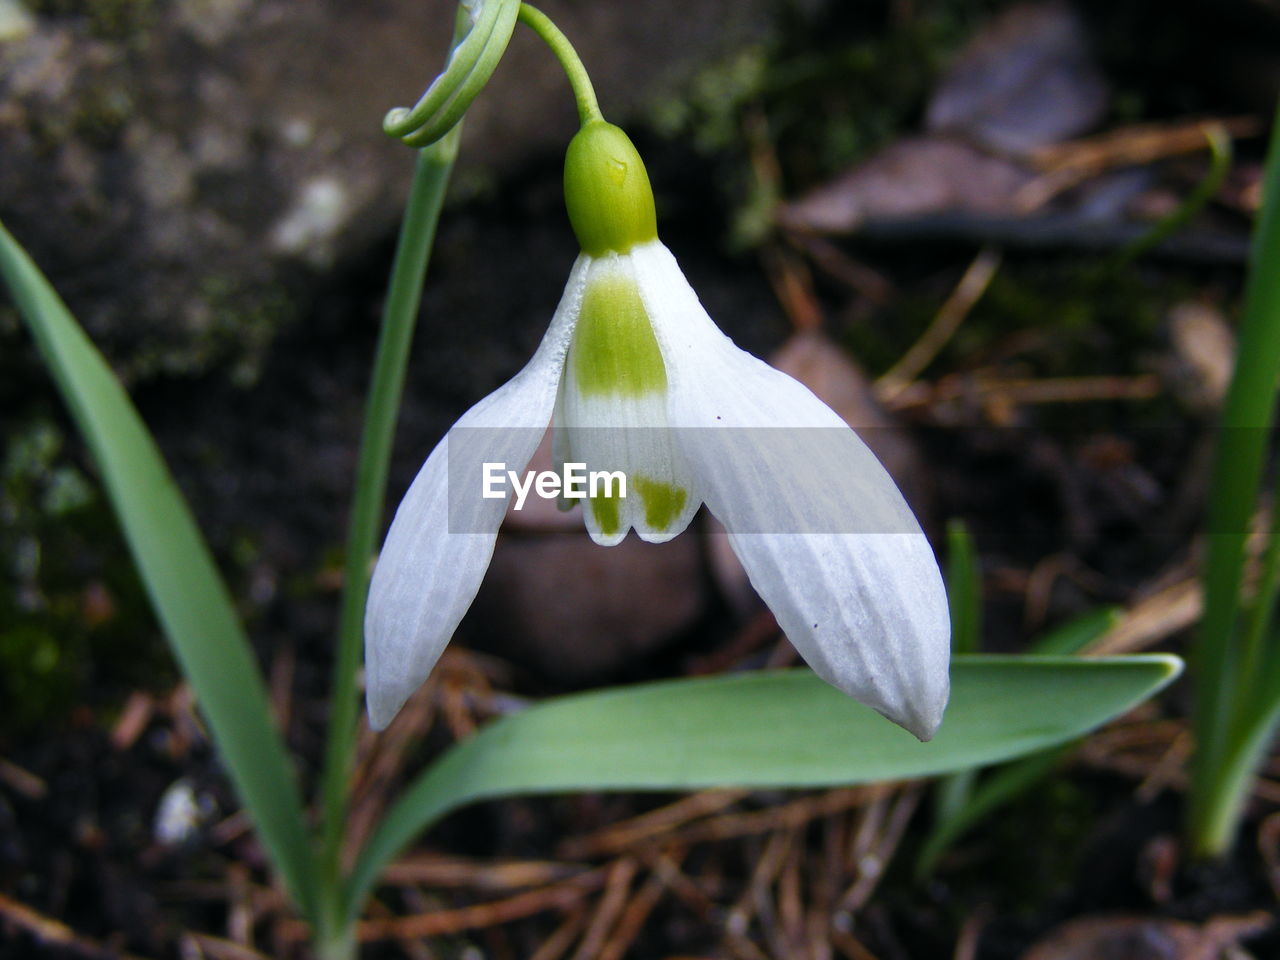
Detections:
[366, 121, 950, 739]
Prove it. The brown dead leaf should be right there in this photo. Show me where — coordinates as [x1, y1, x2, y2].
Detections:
[926, 1, 1108, 155]
[1168, 301, 1235, 409]
[0, 757, 47, 800]
[778, 136, 1035, 235]
[1020, 913, 1271, 960]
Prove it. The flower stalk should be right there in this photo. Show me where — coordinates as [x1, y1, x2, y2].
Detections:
[517, 4, 603, 126]
[316, 118, 462, 935]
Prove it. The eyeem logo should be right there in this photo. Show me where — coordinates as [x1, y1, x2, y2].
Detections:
[482, 462, 627, 511]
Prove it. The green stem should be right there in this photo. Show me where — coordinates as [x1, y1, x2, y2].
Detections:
[518, 3, 603, 126]
[1107, 124, 1232, 270]
[315, 928, 358, 960]
[1188, 101, 1280, 857]
[1191, 695, 1280, 858]
[316, 127, 461, 919]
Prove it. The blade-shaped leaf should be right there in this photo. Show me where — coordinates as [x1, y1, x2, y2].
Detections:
[919, 604, 1127, 877]
[916, 744, 1068, 877]
[946, 519, 982, 655]
[935, 519, 983, 822]
[1032, 606, 1123, 655]
[0, 223, 318, 920]
[347, 654, 1181, 915]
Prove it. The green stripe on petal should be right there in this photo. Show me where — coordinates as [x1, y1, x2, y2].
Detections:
[590, 490, 622, 536]
[570, 269, 667, 397]
[634, 476, 688, 532]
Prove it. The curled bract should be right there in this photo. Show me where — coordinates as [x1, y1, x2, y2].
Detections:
[382, 0, 521, 148]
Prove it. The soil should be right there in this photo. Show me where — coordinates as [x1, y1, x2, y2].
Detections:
[5, 1, 1280, 958]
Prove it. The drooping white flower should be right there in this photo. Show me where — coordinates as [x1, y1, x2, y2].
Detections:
[365, 121, 950, 739]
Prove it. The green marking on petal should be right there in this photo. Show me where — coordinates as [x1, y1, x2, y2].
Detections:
[570, 270, 667, 397]
[590, 491, 621, 536]
[634, 476, 688, 532]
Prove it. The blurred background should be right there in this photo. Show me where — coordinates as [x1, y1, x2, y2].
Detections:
[2, 0, 1280, 957]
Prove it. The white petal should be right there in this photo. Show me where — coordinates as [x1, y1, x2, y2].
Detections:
[632, 241, 950, 740]
[554, 254, 700, 546]
[363, 256, 589, 730]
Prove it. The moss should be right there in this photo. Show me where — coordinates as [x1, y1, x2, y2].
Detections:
[645, 0, 1010, 252]
[650, 46, 769, 156]
[901, 773, 1097, 918]
[29, 0, 158, 41]
[0, 418, 174, 733]
[838, 256, 1185, 386]
[206, 280, 298, 389]
[117, 277, 297, 386]
[70, 78, 134, 147]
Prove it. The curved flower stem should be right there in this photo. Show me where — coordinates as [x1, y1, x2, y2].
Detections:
[518, 3, 603, 126]
[1106, 123, 1231, 270]
[316, 124, 462, 933]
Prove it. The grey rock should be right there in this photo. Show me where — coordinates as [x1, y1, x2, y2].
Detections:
[468, 529, 706, 685]
[1, 0, 777, 383]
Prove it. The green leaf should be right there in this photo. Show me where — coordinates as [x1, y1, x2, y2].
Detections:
[0, 223, 319, 920]
[1030, 606, 1123, 656]
[916, 744, 1068, 878]
[935, 519, 983, 822]
[1191, 101, 1280, 856]
[919, 604, 1127, 878]
[346, 654, 1181, 915]
[945, 519, 982, 656]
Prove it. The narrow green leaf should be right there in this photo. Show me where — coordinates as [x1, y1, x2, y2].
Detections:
[1031, 606, 1123, 656]
[1107, 124, 1232, 270]
[916, 745, 1068, 878]
[935, 520, 983, 822]
[1191, 100, 1280, 856]
[933, 761, 977, 831]
[1194, 682, 1280, 860]
[0, 223, 318, 920]
[946, 519, 981, 656]
[346, 654, 1181, 915]
[920, 604, 1125, 877]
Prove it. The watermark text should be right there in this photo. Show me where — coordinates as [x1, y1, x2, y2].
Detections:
[482, 462, 626, 510]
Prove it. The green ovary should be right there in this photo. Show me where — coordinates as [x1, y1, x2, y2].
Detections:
[563, 122, 659, 256]
[570, 271, 667, 396]
[634, 476, 688, 531]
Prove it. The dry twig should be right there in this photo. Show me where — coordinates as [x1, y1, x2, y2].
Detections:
[561, 790, 750, 859]
[569, 858, 637, 960]
[0, 756, 48, 800]
[350, 867, 610, 942]
[876, 247, 1002, 402]
[0, 892, 153, 960]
